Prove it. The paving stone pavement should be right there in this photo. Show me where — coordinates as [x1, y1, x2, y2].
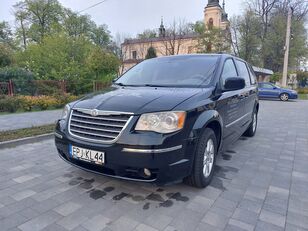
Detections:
[0, 110, 62, 131]
[0, 100, 307, 231]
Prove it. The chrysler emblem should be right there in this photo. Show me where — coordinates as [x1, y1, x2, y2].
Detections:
[91, 109, 99, 117]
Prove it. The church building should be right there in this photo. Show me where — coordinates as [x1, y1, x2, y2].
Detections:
[120, 0, 230, 73]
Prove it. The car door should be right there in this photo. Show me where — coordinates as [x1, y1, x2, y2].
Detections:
[259, 83, 279, 98]
[234, 60, 257, 130]
[216, 58, 246, 145]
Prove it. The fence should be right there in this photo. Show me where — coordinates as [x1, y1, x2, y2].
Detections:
[0, 79, 112, 96]
[0, 80, 14, 96]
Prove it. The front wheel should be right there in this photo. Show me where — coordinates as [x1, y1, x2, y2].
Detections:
[280, 93, 289, 101]
[185, 128, 217, 188]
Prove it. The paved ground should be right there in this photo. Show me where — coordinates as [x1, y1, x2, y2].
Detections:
[0, 100, 307, 231]
[0, 110, 62, 131]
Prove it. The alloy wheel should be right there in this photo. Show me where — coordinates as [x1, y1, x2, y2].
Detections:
[203, 139, 215, 178]
[280, 93, 289, 101]
[252, 112, 257, 133]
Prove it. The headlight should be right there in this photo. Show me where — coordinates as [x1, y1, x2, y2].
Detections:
[62, 104, 70, 120]
[135, 111, 186, 134]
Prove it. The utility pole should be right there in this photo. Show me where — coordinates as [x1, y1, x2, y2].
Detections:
[282, 7, 293, 87]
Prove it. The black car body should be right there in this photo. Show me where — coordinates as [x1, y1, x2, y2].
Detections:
[55, 54, 259, 188]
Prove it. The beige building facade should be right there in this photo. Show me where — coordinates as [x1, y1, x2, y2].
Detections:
[120, 0, 230, 73]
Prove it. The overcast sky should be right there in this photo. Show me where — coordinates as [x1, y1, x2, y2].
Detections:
[0, 0, 244, 37]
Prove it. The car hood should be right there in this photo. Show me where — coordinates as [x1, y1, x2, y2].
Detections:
[73, 86, 204, 114]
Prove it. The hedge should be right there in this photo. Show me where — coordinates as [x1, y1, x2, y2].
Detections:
[0, 94, 79, 113]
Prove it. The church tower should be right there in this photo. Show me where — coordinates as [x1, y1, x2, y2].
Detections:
[204, 0, 229, 30]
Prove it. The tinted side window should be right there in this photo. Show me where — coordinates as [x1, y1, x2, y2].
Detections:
[261, 83, 274, 89]
[235, 60, 250, 86]
[221, 59, 237, 86]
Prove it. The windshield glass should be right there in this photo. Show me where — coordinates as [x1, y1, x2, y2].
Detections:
[116, 56, 219, 88]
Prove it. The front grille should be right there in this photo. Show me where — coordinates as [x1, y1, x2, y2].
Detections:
[69, 109, 132, 143]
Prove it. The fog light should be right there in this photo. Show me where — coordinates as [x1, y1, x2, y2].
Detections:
[144, 168, 151, 177]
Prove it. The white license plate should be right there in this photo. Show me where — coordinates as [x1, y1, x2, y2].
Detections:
[70, 145, 105, 165]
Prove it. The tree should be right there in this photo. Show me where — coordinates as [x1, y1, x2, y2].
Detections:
[14, 7, 29, 49]
[145, 47, 157, 59]
[230, 11, 262, 65]
[245, 0, 308, 70]
[137, 29, 157, 39]
[246, 0, 279, 66]
[13, 0, 63, 44]
[275, 0, 308, 21]
[297, 71, 308, 87]
[90, 24, 111, 48]
[162, 19, 192, 56]
[86, 47, 120, 79]
[0, 44, 14, 67]
[194, 21, 231, 54]
[262, 10, 307, 72]
[16, 34, 93, 80]
[0, 21, 13, 45]
[62, 9, 95, 38]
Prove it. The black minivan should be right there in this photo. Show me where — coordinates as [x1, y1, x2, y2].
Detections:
[55, 54, 259, 188]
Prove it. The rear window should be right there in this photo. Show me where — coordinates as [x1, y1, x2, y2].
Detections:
[235, 60, 251, 86]
[248, 65, 257, 84]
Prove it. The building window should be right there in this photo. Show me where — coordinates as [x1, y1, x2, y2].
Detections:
[132, 51, 137, 59]
[208, 18, 214, 30]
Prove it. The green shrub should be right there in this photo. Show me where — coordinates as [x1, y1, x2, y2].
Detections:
[0, 97, 21, 113]
[0, 67, 35, 95]
[270, 73, 281, 83]
[297, 88, 308, 94]
[0, 94, 79, 113]
[55, 94, 79, 106]
[35, 96, 60, 110]
[297, 71, 308, 88]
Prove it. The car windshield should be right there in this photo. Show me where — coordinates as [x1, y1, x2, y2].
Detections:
[116, 56, 219, 88]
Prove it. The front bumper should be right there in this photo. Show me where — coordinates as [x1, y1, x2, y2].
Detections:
[289, 93, 298, 99]
[55, 120, 197, 185]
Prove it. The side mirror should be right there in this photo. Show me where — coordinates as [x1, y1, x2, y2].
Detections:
[224, 77, 245, 91]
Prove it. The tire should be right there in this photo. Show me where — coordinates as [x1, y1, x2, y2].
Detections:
[244, 110, 258, 137]
[280, 93, 289, 101]
[185, 128, 217, 188]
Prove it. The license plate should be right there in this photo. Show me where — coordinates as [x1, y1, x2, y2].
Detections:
[70, 145, 105, 165]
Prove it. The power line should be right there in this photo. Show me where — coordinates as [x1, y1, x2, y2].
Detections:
[77, 0, 108, 14]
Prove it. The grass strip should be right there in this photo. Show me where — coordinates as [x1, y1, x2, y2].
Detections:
[299, 94, 308, 100]
[0, 124, 55, 142]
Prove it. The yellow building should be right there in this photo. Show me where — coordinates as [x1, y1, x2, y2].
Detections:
[120, 0, 230, 73]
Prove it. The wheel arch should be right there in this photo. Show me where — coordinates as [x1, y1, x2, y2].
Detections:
[192, 110, 223, 151]
[206, 120, 222, 151]
[280, 92, 290, 96]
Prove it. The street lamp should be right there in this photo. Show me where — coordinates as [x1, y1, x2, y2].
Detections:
[281, 7, 294, 87]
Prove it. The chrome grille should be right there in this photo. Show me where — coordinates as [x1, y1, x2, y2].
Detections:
[69, 109, 133, 143]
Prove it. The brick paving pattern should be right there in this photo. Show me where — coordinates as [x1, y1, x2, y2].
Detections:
[0, 100, 307, 231]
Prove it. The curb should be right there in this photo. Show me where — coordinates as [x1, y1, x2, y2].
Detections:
[0, 133, 54, 149]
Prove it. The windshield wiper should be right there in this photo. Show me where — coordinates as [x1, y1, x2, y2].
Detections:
[141, 84, 170, 87]
[113, 82, 126, 86]
[114, 83, 170, 88]
[113, 83, 138, 87]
